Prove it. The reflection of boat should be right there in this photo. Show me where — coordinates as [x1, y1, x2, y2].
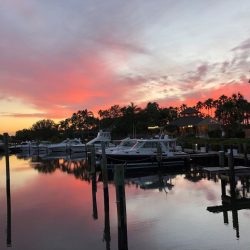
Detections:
[32, 141, 51, 153]
[86, 130, 115, 150]
[41, 152, 86, 161]
[97, 135, 188, 170]
[130, 174, 174, 191]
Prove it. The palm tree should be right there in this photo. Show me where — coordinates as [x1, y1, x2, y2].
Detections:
[125, 102, 141, 138]
[204, 98, 214, 116]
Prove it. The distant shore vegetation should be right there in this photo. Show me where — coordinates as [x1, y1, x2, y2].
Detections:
[1, 92, 250, 142]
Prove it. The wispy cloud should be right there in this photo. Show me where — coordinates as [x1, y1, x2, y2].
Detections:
[0, 0, 250, 124]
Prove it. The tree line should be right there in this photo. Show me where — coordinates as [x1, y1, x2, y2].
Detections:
[3, 92, 250, 142]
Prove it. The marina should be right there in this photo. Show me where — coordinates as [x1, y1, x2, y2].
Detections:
[1, 134, 250, 250]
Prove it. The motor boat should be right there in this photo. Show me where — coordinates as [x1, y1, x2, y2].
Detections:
[96, 135, 189, 170]
[34, 141, 51, 154]
[19, 141, 33, 152]
[48, 139, 71, 153]
[86, 130, 115, 150]
[48, 138, 86, 154]
[69, 138, 86, 153]
[103, 137, 138, 154]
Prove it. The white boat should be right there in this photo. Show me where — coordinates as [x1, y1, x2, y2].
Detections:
[19, 141, 32, 152]
[35, 141, 51, 153]
[48, 138, 86, 153]
[48, 139, 71, 153]
[104, 137, 138, 154]
[86, 130, 115, 150]
[96, 135, 189, 170]
[69, 138, 86, 153]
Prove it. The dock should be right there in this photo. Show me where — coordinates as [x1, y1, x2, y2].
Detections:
[203, 166, 250, 174]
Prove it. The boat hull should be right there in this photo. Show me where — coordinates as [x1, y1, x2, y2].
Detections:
[97, 153, 189, 170]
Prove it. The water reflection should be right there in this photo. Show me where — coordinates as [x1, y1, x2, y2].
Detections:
[92, 172, 98, 220]
[2, 137, 12, 247]
[2, 153, 250, 250]
[31, 153, 90, 181]
[207, 172, 250, 239]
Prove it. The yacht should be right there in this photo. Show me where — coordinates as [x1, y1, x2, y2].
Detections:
[48, 138, 86, 154]
[104, 137, 138, 154]
[86, 130, 115, 150]
[35, 141, 51, 153]
[48, 139, 71, 153]
[20, 141, 32, 152]
[69, 138, 86, 153]
[96, 135, 189, 170]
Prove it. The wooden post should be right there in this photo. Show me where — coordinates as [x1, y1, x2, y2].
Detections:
[156, 143, 162, 169]
[222, 209, 229, 224]
[91, 172, 98, 220]
[4, 133, 12, 247]
[227, 145, 239, 238]
[238, 144, 241, 154]
[221, 179, 226, 197]
[90, 145, 96, 174]
[219, 151, 225, 167]
[101, 142, 111, 249]
[101, 142, 108, 189]
[243, 143, 248, 167]
[114, 165, 128, 250]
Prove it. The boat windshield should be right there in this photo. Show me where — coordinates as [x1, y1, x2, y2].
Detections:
[120, 139, 137, 147]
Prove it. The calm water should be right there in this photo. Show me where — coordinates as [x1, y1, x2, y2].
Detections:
[0, 153, 250, 250]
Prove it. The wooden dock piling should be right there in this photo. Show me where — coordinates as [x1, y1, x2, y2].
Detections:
[91, 172, 98, 220]
[4, 133, 12, 247]
[219, 151, 225, 167]
[243, 143, 248, 167]
[101, 142, 111, 249]
[90, 145, 96, 174]
[114, 165, 128, 250]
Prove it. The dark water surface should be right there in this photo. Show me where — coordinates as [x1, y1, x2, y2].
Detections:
[1, 154, 250, 250]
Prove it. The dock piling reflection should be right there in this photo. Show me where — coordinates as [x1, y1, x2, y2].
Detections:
[114, 165, 128, 250]
[101, 142, 111, 249]
[4, 133, 12, 247]
[91, 172, 98, 220]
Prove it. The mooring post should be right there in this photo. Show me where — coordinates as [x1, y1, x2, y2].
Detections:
[90, 145, 96, 174]
[228, 145, 236, 197]
[219, 151, 225, 167]
[228, 145, 239, 238]
[157, 143, 162, 169]
[101, 142, 111, 249]
[238, 144, 241, 154]
[243, 143, 248, 167]
[4, 133, 12, 247]
[101, 142, 108, 189]
[114, 165, 128, 250]
[91, 171, 98, 220]
[205, 143, 208, 153]
[221, 178, 226, 197]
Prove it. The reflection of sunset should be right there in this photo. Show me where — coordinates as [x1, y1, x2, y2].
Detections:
[1, 155, 250, 249]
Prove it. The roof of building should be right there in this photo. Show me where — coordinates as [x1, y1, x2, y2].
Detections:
[170, 116, 203, 127]
[180, 107, 199, 115]
[197, 117, 221, 126]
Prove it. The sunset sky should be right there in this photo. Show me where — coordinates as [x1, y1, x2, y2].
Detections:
[1, 0, 250, 134]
